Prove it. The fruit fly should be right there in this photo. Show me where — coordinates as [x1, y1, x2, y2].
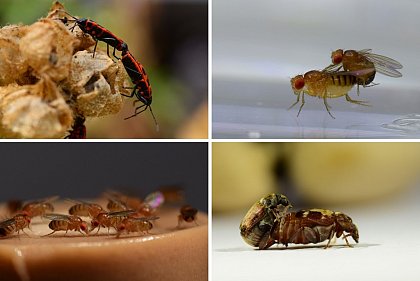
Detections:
[177, 205, 198, 227]
[289, 68, 374, 118]
[20, 196, 58, 218]
[43, 214, 89, 236]
[121, 49, 159, 130]
[106, 198, 129, 212]
[57, 10, 128, 59]
[68, 200, 103, 218]
[324, 49, 402, 94]
[240, 193, 292, 249]
[65, 116, 86, 139]
[0, 214, 31, 238]
[115, 216, 159, 238]
[261, 209, 359, 250]
[90, 210, 137, 234]
[104, 190, 142, 211]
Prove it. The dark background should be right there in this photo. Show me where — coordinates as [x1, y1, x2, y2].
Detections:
[0, 142, 208, 211]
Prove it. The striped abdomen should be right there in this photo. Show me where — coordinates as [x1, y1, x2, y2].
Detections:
[329, 73, 357, 87]
[0, 224, 16, 237]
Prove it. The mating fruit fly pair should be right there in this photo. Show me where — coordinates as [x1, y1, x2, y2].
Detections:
[55, 10, 158, 130]
[290, 49, 403, 118]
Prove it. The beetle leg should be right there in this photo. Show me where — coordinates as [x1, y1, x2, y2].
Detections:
[324, 229, 336, 249]
[343, 234, 353, 247]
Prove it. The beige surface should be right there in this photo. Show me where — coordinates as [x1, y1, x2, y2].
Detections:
[0, 202, 208, 281]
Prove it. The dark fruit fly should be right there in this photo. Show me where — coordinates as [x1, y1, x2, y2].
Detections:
[121, 49, 159, 131]
[261, 209, 359, 250]
[0, 214, 31, 238]
[323, 49, 402, 94]
[43, 214, 89, 236]
[177, 205, 198, 227]
[240, 193, 292, 249]
[290, 68, 374, 119]
[65, 116, 86, 139]
[57, 11, 128, 59]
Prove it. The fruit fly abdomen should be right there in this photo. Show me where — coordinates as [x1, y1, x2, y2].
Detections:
[240, 194, 291, 249]
[0, 218, 17, 237]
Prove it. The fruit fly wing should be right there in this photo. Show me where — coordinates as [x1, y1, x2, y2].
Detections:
[358, 49, 403, 69]
[25, 195, 59, 205]
[65, 198, 94, 205]
[132, 216, 160, 222]
[107, 210, 137, 218]
[144, 191, 165, 209]
[334, 68, 376, 78]
[369, 63, 402, 78]
[322, 63, 342, 73]
[43, 213, 71, 221]
[358, 50, 403, 77]
[0, 218, 16, 227]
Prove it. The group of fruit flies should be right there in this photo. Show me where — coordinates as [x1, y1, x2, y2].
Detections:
[290, 49, 403, 118]
[49, 8, 158, 138]
[240, 193, 359, 249]
[0, 190, 198, 238]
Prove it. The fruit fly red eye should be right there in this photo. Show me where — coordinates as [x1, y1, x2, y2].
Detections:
[293, 77, 305, 90]
[331, 49, 344, 65]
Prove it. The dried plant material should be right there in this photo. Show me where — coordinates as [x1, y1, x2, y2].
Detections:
[0, 79, 72, 138]
[19, 19, 78, 82]
[0, 27, 30, 86]
[0, 1, 127, 138]
[66, 51, 125, 117]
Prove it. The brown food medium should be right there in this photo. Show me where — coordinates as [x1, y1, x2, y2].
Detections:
[0, 201, 208, 281]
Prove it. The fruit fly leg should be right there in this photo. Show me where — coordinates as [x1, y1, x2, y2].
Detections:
[345, 94, 370, 107]
[42, 231, 57, 237]
[323, 96, 335, 119]
[288, 92, 302, 111]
